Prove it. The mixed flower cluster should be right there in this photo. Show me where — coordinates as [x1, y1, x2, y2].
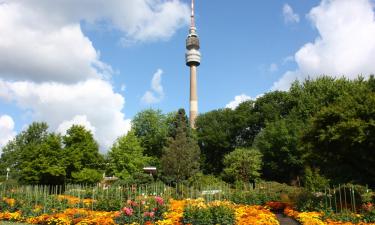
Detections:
[1, 195, 375, 225]
[284, 205, 375, 225]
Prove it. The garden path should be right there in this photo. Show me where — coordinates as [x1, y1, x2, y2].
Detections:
[276, 214, 301, 225]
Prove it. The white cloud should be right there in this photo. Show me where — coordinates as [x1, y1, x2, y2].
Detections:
[0, 115, 16, 148]
[0, 0, 189, 83]
[142, 69, 165, 104]
[283, 4, 300, 24]
[274, 0, 375, 90]
[226, 94, 253, 110]
[0, 2, 111, 83]
[0, 79, 131, 151]
[0, 0, 189, 151]
[57, 115, 97, 136]
[6, 0, 190, 44]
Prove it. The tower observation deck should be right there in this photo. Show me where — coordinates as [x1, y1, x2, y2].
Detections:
[186, 0, 201, 129]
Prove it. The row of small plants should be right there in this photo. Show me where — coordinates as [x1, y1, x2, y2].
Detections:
[0, 182, 300, 212]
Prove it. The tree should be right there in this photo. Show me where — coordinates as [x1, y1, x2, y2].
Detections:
[132, 109, 168, 158]
[195, 109, 236, 174]
[303, 82, 375, 186]
[161, 109, 200, 183]
[72, 168, 102, 185]
[108, 131, 150, 181]
[0, 122, 66, 185]
[63, 125, 104, 183]
[222, 148, 262, 183]
[254, 117, 306, 183]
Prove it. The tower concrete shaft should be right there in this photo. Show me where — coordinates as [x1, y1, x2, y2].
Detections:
[190, 65, 198, 128]
[186, 0, 201, 129]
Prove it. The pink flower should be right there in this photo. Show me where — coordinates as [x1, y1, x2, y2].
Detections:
[122, 207, 133, 216]
[155, 196, 164, 205]
[144, 212, 155, 218]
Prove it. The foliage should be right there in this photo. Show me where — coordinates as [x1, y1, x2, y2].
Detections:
[302, 79, 375, 186]
[187, 172, 227, 188]
[302, 166, 330, 192]
[295, 190, 326, 212]
[161, 109, 201, 183]
[254, 117, 306, 183]
[108, 131, 151, 181]
[183, 205, 213, 225]
[132, 109, 168, 158]
[71, 168, 102, 185]
[63, 125, 104, 183]
[222, 148, 262, 183]
[195, 109, 236, 174]
[0, 122, 66, 185]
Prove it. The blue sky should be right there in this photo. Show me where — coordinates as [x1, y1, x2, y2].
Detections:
[1, 0, 375, 151]
[89, 0, 320, 118]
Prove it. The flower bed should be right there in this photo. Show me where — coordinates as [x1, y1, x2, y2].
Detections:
[284, 206, 375, 225]
[1, 196, 375, 225]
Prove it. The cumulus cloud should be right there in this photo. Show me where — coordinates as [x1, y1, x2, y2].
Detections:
[283, 4, 300, 24]
[142, 69, 165, 104]
[0, 1, 189, 83]
[57, 115, 97, 136]
[226, 94, 253, 110]
[0, 79, 131, 151]
[0, 115, 16, 148]
[0, 2, 111, 83]
[0, 0, 188, 151]
[274, 0, 375, 90]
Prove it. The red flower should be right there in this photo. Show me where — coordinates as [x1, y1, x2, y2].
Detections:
[155, 196, 164, 205]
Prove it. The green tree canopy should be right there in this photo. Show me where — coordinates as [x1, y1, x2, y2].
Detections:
[62, 125, 104, 183]
[0, 122, 66, 185]
[108, 131, 151, 180]
[132, 109, 168, 158]
[195, 109, 236, 174]
[161, 109, 201, 183]
[254, 117, 306, 183]
[222, 148, 262, 183]
[303, 80, 375, 186]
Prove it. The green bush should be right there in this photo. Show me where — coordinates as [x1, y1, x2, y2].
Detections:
[363, 208, 375, 223]
[323, 210, 363, 224]
[188, 172, 227, 188]
[210, 205, 236, 225]
[295, 190, 326, 211]
[303, 167, 330, 192]
[183, 206, 213, 225]
[182, 204, 235, 225]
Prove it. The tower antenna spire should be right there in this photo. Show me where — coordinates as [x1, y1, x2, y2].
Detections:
[191, 0, 195, 28]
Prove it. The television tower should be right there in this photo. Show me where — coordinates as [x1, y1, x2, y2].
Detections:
[186, 0, 201, 129]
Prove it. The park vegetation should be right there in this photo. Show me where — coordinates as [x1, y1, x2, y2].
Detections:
[0, 76, 375, 224]
[0, 76, 374, 188]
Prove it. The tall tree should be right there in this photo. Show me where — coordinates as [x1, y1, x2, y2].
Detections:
[63, 125, 104, 183]
[132, 109, 168, 158]
[108, 131, 150, 180]
[0, 122, 66, 184]
[161, 109, 200, 183]
[254, 117, 306, 183]
[195, 109, 236, 174]
[303, 81, 375, 186]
